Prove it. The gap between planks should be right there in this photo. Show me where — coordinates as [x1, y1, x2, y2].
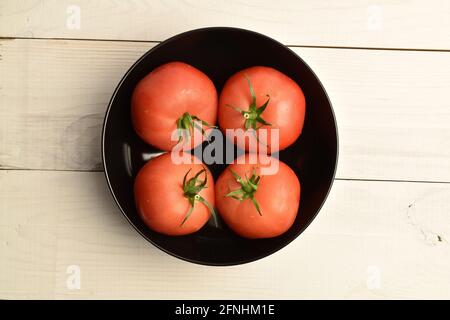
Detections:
[1, 167, 450, 186]
[2, 36, 450, 53]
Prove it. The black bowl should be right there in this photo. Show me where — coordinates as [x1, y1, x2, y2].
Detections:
[102, 27, 338, 266]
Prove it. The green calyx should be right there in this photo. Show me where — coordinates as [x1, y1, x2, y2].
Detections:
[181, 168, 218, 227]
[225, 169, 262, 216]
[226, 76, 271, 130]
[176, 112, 216, 145]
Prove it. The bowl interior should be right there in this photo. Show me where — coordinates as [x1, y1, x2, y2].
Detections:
[103, 27, 338, 266]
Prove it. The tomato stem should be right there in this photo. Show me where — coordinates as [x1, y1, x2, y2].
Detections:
[225, 75, 272, 131]
[181, 168, 218, 227]
[176, 112, 216, 146]
[225, 169, 262, 216]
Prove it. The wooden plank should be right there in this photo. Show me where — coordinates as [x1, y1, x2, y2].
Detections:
[1, 0, 450, 50]
[1, 39, 450, 181]
[0, 170, 449, 299]
[0, 39, 150, 171]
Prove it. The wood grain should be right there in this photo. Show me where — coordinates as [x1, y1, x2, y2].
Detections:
[1, 0, 450, 301]
[1, 39, 450, 182]
[1, 0, 450, 50]
[0, 170, 449, 299]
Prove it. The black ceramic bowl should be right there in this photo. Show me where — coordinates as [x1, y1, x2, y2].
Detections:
[102, 27, 338, 266]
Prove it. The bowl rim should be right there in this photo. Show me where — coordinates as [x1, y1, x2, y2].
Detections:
[101, 26, 340, 266]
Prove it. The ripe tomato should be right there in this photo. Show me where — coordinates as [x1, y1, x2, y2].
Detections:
[134, 152, 217, 236]
[132, 61, 218, 151]
[218, 66, 305, 152]
[215, 154, 300, 239]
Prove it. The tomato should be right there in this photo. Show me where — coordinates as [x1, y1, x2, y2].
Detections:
[215, 154, 300, 239]
[134, 152, 217, 236]
[218, 66, 305, 152]
[132, 61, 218, 151]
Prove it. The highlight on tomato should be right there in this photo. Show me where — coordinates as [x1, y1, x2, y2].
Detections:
[134, 152, 217, 236]
[218, 66, 305, 152]
[131, 61, 218, 151]
[215, 154, 301, 239]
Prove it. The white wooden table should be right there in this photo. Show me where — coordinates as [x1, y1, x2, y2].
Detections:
[1, 0, 450, 299]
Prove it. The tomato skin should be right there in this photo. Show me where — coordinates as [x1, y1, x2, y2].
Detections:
[131, 62, 218, 151]
[215, 154, 300, 239]
[134, 152, 215, 236]
[218, 66, 305, 152]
